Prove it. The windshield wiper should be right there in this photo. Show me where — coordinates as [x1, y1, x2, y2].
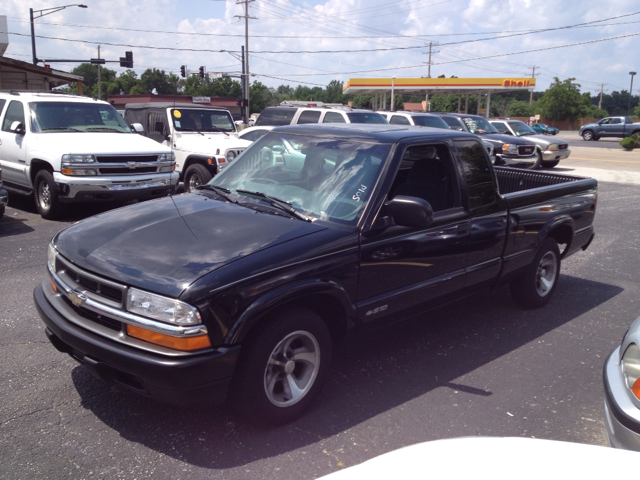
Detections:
[84, 127, 127, 132]
[195, 184, 238, 203]
[180, 128, 204, 136]
[40, 127, 85, 132]
[236, 189, 312, 222]
[202, 126, 229, 136]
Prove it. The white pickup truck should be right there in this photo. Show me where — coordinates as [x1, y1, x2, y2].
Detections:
[0, 92, 178, 219]
[124, 103, 251, 192]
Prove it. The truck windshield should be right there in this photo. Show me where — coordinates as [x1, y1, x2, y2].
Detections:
[30, 102, 131, 133]
[212, 132, 391, 225]
[170, 108, 235, 132]
[461, 116, 499, 134]
[508, 121, 537, 136]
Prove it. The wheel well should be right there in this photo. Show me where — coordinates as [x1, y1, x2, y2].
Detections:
[547, 224, 573, 256]
[249, 293, 350, 347]
[184, 156, 216, 173]
[29, 159, 54, 183]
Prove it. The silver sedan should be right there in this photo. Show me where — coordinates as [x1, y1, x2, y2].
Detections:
[604, 313, 640, 451]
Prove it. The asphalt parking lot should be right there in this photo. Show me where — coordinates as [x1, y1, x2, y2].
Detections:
[1, 136, 640, 479]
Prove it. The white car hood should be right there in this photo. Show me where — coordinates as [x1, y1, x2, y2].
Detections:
[174, 133, 252, 155]
[29, 132, 171, 155]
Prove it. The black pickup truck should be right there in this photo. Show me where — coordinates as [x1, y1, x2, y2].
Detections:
[34, 124, 597, 425]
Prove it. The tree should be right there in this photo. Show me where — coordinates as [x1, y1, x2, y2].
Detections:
[507, 100, 533, 117]
[536, 77, 585, 121]
[249, 81, 274, 114]
[139, 68, 179, 95]
[324, 80, 344, 104]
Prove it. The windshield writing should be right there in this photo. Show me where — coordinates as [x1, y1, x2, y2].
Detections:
[212, 133, 390, 225]
[462, 117, 499, 134]
[171, 109, 234, 132]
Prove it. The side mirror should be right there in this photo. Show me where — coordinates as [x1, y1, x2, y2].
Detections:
[385, 195, 434, 229]
[131, 123, 144, 133]
[10, 121, 26, 135]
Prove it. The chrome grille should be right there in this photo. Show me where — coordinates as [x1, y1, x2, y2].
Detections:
[96, 155, 158, 163]
[55, 255, 126, 307]
[559, 144, 568, 150]
[518, 145, 536, 156]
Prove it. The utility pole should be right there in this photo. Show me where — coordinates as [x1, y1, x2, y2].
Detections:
[236, 0, 256, 118]
[526, 66, 539, 105]
[241, 45, 247, 124]
[97, 45, 101, 100]
[422, 42, 439, 112]
[597, 83, 606, 109]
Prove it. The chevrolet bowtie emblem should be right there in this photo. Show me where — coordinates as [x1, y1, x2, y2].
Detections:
[127, 161, 139, 169]
[69, 290, 87, 307]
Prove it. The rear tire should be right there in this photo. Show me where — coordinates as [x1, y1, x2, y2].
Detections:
[510, 238, 560, 309]
[582, 130, 594, 141]
[593, 136, 600, 141]
[230, 308, 332, 425]
[184, 164, 212, 193]
[34, 170, 61, 220]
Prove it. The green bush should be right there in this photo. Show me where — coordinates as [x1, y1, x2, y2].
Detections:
[620, 132, 640, 150]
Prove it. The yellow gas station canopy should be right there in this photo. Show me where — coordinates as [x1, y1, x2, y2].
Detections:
[343, 77, 535, 95]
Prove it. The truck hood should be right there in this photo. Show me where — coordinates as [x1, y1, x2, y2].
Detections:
[511, 134, 568, 148]
[174, 133, 252, 155]
[579, 123, 598, 130]
[29, 132, 171, 155]
[480, 133, 537, 146]
[53, 193, 327, 297]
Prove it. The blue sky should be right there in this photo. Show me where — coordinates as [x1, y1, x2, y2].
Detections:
[2, 0, 639, 96]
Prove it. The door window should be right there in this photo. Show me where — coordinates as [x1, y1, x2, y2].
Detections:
[323, 112, 346, 123]
[1, 101, 25, 132]
[297, 110, 322, 124]
[389, 115, 411, 125]
[454, 139, 496, 211]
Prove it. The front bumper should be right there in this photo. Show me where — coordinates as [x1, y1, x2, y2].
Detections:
[541, 149, 571, 162]
[603, 347, 640, 451]
[53, 172, 179, 203]
[34, 282, 241, 406]
[496, 153, 538, 168]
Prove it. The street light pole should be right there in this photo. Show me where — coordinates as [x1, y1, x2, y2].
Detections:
[29, 4, 88, 65]
[629, 71, 637, 116]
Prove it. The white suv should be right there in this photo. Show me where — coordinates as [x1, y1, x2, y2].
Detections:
[254, 105, 388, 126]
[0, 92, 177, 219]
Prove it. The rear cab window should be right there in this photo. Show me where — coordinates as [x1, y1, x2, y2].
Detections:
[254, 108, 297, 126]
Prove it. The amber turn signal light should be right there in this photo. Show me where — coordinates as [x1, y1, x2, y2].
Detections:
[126, 324, 211, 351]
[633, 377, 640, 400]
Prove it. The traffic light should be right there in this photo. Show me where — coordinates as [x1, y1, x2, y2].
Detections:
[119, 51, 133, 68]
[236, 98, 242, 107]
[199, 66, 205, 78]
[180, 65, 186, 78]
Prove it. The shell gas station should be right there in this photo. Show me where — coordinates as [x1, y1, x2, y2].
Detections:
[342, 77, 536, 117]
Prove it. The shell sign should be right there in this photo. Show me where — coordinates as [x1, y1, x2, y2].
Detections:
[503, 79, 532, 87]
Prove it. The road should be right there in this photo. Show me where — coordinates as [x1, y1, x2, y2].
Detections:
[1, 138, 640, 479]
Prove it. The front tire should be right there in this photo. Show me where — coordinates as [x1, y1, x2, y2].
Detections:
[541, 159, 559, 168]
[184, 164, 212, 193]
[510, 238, 560, 309]
[582, 130, 594, 141]
[34, 170, 61, 220]
[230, 308, 332, 425]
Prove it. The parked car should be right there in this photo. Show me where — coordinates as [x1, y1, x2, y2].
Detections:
[35, 124, 597, 425]
[530, 122, 559, 135]
[603, 313, 640, 451]
[0, 167, 7, 219]
[0, 92, 177, 219]
[432, 113, 539, 168]
[124, 103, 251, 192]
[254, 105, 388, 127]
[579, 116, 640, 141]
[237, 125, 275, 142]
[490, 118, 570, 169]
[318, 437, 640, 479]
[378, 111, 495, 162]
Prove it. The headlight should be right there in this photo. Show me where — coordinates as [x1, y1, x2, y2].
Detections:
[225, 150, 237, 162]
[61, 154, 96, 163]
[622, 343, 640, 400]
[157, 152, 175, 162]
[547, 144, 559, 151]
[61, 168, 97, 176]
[502, 144, 518, 154]
[126, 287, 201, 325]
[48, 243, 57, 270]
